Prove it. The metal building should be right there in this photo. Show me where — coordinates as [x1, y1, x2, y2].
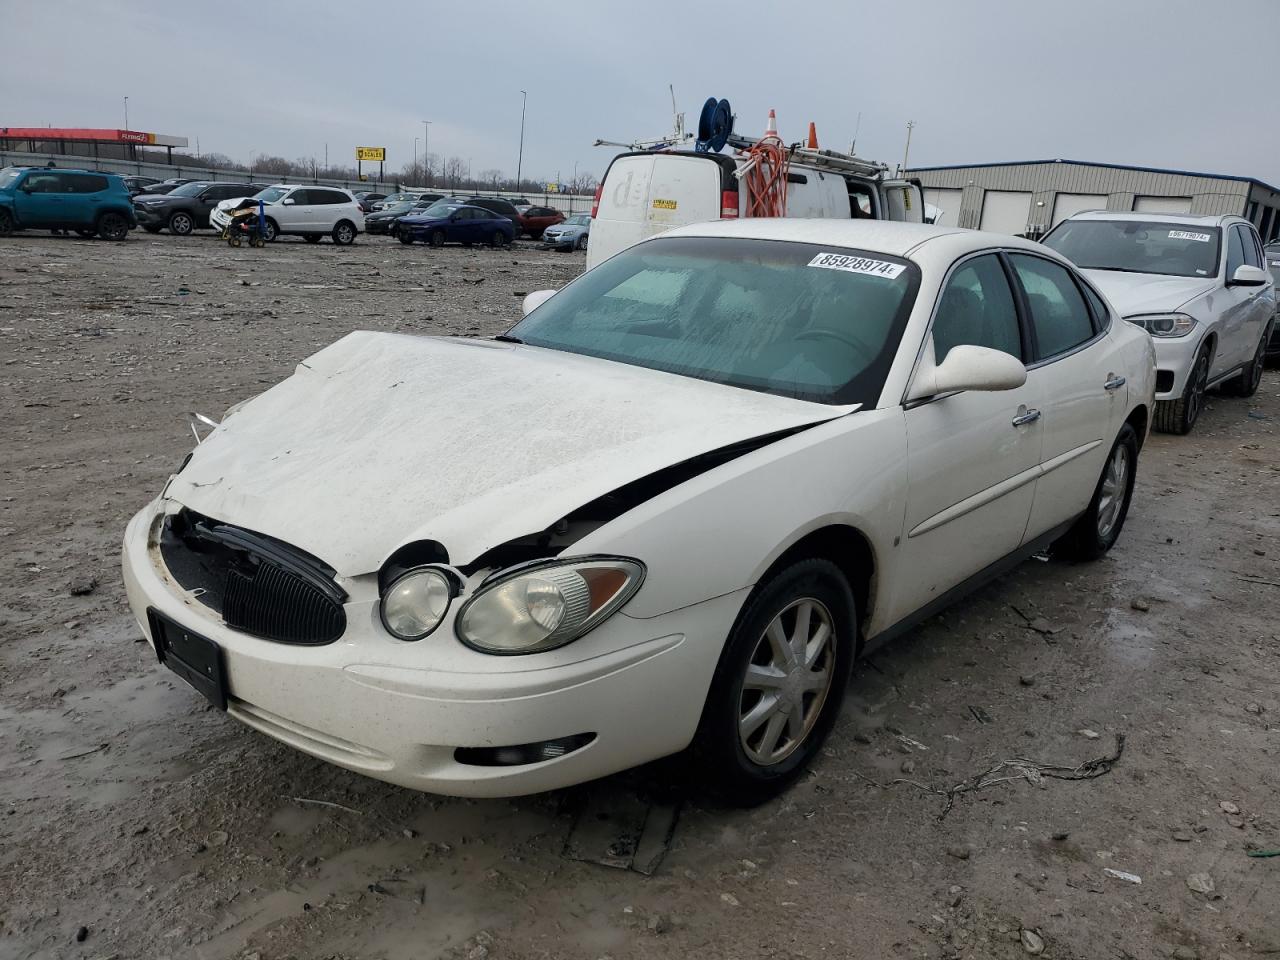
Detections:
[907, 158, 1280, 241]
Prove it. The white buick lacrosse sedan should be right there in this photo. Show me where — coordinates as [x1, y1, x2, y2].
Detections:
[122, 219, 1155, 802]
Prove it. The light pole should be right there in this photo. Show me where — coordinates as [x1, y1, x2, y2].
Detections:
[421, 120, 431, 182]
[516, 90, 527, 191]
[123, 96, 129, 130]
[414, 137, 420, 177]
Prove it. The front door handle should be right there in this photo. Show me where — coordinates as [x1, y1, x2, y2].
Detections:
[1012, 407, 1041, 427]
[1104, 375, 1126, 391]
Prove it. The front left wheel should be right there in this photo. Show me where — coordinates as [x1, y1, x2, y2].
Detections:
[1055, 422, 1138, 561]
[690, 558, 854, 805]
[96, 212, 129, 241]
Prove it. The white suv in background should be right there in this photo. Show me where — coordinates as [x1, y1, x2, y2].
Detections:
[210, 185, 364, 245]
[1044, 211, 1274, 434]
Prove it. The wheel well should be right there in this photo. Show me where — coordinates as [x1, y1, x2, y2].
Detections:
[760, 525, 876, 645]
[1125, 404, 1149, 449]
[334, 218, 354, 229]
[1201, 332, 1217, 361]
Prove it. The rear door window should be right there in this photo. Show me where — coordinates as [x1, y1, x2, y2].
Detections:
[24, 172, 63, 193]
[1009, 254, 1096, 360]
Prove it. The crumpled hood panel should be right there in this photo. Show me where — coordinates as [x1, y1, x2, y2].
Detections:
[168, 331, 847, 575]
[1083, 269, 1217, 317]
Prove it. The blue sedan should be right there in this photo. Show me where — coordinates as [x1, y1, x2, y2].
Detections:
[398, 203, 515, 247]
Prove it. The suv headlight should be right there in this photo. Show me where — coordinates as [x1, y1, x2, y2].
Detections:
[1127, 313, 1196, 338]
[457, 557, 645, 655]
[381, 567, 457, 640]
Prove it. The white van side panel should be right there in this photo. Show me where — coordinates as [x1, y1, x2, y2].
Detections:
[784, 170, 850, 218]
[587, 154, 722, 270]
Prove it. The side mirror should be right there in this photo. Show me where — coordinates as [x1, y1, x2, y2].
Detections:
[907, 344, 1027, 402]
[522, 289, 557, 316]
[282, 197, 295, 205]
[1228, 264, 1270, 287]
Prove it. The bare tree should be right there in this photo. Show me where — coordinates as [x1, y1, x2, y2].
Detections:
[443, 155, 467, 190]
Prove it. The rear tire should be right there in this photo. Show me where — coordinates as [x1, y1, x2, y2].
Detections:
[96, 211, 129, 241]
[331, 221, 356, 245]
[1054, 422, 1138, 561]
[1222, 323, 1271, 398]
[689, 558, 854, 805]
[168, 211, 194, 236]
[0, 208, 13, 237]
[1154, 345, 1210, 434]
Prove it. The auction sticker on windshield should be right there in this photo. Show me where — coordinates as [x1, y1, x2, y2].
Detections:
[1168, 230, 1212, 242]
[808, 253, 906, 279]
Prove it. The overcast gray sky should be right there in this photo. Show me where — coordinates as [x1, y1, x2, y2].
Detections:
[6, 0, 1280, 185]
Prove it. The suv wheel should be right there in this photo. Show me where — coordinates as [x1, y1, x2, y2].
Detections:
[331, 221, 356, 245]
[1223, 323, 1271, 398]
[262, 219, 278, 242]
[96, 212, 129, 241]
[0, 208, 16, 237]
[168, 211, 194, 236]
[690, 558, 854, 805]
[1154, 345, 1210, 434]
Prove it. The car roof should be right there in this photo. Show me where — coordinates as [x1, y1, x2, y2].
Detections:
[659, 218, 1053, 259]
[1064, 210, 1244, 227]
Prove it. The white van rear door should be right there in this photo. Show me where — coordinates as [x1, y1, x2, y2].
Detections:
[881, 180, 924, 223]
[587, 153, 722, 269]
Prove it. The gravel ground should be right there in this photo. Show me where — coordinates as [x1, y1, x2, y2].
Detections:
[1, 230, 1278, 960]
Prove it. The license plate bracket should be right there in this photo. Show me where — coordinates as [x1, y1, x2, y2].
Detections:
[148, 608, 227, 710]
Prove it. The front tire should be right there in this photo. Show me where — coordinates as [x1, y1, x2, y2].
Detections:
[1223, 323, 1271, 398]
[575, 233, 588, 251]
[331, 221, 356, 245]
[168, 211, 194, 236]
[96, 212, 129, 241]
[489, 230, 510, 248]
[262, 218, 278, 242]
[1154, 344, 1210, 434]
[690, 559, 854, 805]
[429, 229, 446, 248]
[1055, 422, 1138, 561]
[0, 208, 13, 237]
[398, 232, 415, 245]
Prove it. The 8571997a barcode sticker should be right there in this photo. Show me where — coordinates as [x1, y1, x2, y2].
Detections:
[807, 253, 906, 279]
[1168, 230, 1211, 243]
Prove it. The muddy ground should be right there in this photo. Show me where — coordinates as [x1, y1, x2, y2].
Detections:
[1, 230, 1278, 960]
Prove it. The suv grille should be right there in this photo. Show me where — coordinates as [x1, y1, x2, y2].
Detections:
[160, 510, 346, 645]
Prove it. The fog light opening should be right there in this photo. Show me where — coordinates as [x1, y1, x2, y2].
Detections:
[454, 733, 596, 767]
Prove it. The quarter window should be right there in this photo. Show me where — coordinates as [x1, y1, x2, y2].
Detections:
[1009, 254, 1096, 360]
[932, 255, 1022, 363]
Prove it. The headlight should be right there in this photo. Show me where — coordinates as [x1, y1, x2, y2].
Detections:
[457, 557, 645, 655]
[381, 567, 455, 640]
[1128, 313, 1196, 338]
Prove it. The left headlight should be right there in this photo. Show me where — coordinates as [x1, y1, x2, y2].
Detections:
[457, 557, 645, 655]
[1127, 313, 1196, 338]
[381, 567, 456, 640]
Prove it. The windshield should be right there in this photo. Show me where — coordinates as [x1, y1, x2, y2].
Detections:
[508, 236, 919, 405]
[0, 167, 23, 189]
[253, 187, 289, 203]
[416, 201, 461, 218]
[566, 214, 590, 225]
[169, 182, 211, 198]
[1043, 219, 1222, 278]
[378, 201, 416, 214]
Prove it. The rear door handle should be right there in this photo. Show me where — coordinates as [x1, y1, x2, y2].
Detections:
[1012, 408, 1041, 427]
[1104, 375, 1126, 391]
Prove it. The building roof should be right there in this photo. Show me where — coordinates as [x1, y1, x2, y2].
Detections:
[906, 157, 1280, 196]
[0, 127, 188, 148]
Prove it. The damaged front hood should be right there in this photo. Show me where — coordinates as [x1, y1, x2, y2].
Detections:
[167, 331, 849, 576]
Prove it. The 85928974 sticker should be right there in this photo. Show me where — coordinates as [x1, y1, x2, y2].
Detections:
[807, 252, 906, 279]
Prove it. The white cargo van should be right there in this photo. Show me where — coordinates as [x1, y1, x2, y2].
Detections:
[587, 149, 924, 270]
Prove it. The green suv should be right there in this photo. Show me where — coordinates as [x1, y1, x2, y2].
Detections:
[0, 166, 136, 240]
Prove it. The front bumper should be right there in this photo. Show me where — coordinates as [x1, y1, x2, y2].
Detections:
[121, 500, 740, 797]
[210, 208, 232, 231]
[133, 204, 170, 226]
[365, 219, 395, 235]
[1129, 322, 1206, 400]
[541, 232, 580, 249]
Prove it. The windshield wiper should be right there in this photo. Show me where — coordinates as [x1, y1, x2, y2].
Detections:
[494, 334, 523, 344]
[1081, 266, 1147, 274]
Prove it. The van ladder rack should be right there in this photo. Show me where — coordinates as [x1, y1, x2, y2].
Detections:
[724, 135, 888, 179]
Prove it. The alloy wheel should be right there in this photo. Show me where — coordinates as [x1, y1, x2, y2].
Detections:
[1186, 354, 1208, 426]
[737, 598, 837, 766]
[1096, 443, 1130, 540]
[170, 213, 193, 235]
[98, 213, 127, 241]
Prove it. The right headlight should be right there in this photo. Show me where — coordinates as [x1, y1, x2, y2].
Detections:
[1127, 313, 1196, 338]
[456, 557, 645, 655]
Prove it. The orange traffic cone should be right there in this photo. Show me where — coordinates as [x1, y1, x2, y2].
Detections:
[765, 109, 778, 140]
[807, 122, 818, 149]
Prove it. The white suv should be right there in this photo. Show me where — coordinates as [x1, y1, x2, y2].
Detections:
[210, 185, 365, 245]
[1044, 211, 1274, 434]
